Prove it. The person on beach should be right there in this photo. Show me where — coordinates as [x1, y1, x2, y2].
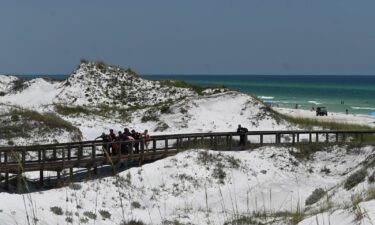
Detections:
[346, 109, 349, 115]
[237, 124, 248, 147]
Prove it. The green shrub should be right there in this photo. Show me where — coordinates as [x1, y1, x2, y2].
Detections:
[65, 217, 73, 223]
[180, 108, 188, 114]
[80, 58, 88, 64]
[54, 105, 91, 116]
[225, 155, 241, 169]
[120, 220, 146, 225]
[154, 122, 169, 132]
[223, 216, 264, 225]
[99, 210, 111, 219]
[159, 80, 206, 95]
[131, 201, 141, 209]
[366, 187, 375, 200]
[11, 78, 27, 92]
[345, 169, 367, 190]
[95, 61, 107, 71]
[83, 211, 97, 220]
[141, 114, 159, 122]
[160, 105, 171, 114]
[7, 140, 14, 146]
[50, 206, 63, 215]
[69, 183, 82, 190]
[213, 163, 226, 184]
[80, 217, 89, 223]
[368, 172, 375, 183]
[305, 188, 326, 205]
[10, 114, 19, 121]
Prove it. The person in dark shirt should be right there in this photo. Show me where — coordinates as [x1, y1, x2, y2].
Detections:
[131, 129, 141, 154]
[95, 132, 110, 155]
[109, 129, 116, 141]
[237, 124, 248, 147]
[108, 129, 117, 155]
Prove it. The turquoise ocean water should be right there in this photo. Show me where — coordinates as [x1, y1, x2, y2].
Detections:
[17, 74, 375, 115]
[144, 75, 375, 116]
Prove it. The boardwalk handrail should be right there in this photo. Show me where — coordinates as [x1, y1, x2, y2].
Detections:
[1, 130, 375, 151]
[1, 129, 374, 192]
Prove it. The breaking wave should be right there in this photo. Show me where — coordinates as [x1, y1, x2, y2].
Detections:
[351, 106, 375, 110]
[308, 101, 322, 105]
[258, 96, 274, 100]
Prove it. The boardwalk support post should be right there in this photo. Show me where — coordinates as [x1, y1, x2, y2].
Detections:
[67, 145, 73, 180]
[165, 139, 168, 156]
[92, 144, 97, 175]
[4, 152, 9, 190]
[139, 140, 145, 166]
[152, 139, 156, 160]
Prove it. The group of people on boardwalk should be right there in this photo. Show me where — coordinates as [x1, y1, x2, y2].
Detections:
[95, 128, 150, 155]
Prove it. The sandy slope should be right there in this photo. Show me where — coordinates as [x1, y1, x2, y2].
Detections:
[1, 146, 374, 225]
[0, 78, 63, 107]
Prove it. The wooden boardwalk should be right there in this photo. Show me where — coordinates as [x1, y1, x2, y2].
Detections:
[0, 130, 374, 192]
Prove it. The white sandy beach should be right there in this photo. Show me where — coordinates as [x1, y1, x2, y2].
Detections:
[275, 107, 375, 128]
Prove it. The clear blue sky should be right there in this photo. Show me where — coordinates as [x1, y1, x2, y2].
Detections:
[1, 0, 374, 75]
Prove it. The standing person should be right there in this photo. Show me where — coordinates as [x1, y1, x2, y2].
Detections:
[131, 129, 141, 154]
[108, 129, 116, 155]
[109, 129, 116, 141]
[142, 129, 150, 150]
[95, 132, 110, 154]
[346, 109, 349, 115]
[124, 128, 131, 138]
[117, 131, 126, 155]
[237, 124, 248, 147]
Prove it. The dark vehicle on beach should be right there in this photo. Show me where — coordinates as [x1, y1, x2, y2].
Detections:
[316, 107, 328, 116]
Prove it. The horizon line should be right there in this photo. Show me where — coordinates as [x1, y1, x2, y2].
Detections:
[9, 73, 375, 76]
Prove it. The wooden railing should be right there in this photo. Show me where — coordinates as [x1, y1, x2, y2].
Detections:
[0, 130, 374, 191]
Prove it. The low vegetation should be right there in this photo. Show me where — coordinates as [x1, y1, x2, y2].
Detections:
[11, 78, 28, 92]
[305, 188, 326, 205]
[54, 104, 91, 116]
[0, 108, 81, 140]
[99, 210, 111, 220]
[158, 79, 227, 95]
[10, 109, 76, 131]
[50, 206, 63, 215]
[344, 169, 367, 190]
[120, 220, 146, 225]
[223, 216, 264, 225]
[83, 211, 97, 220]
